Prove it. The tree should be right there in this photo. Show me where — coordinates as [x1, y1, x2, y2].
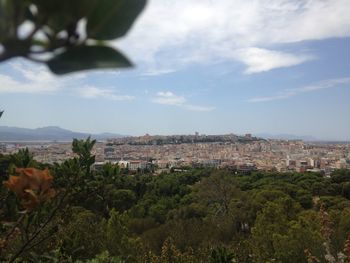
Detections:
[72, 136, 96, 175]
[251, 201, 289, 262]
[1, 167, 64, 262]
[76, 251, 123, 263]
[296, 189, 313, 209]
[194, 170, 240, 216]
[272, 211, 324, 263]
[209, 247, 236, 263]
[58, 208, 106, 261]
[9, 148, 36, 168]
[0, 0, 147, 75]
[334, 208, 350, 252]
[108, 189, 136, 212]
[0, 138, 100, 262]
[105, 209, 142, 261]
[341, 182, 350, 199]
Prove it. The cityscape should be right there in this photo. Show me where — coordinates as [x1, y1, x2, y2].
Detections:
[1, 0, 350, 262]
[1, 133, 349, 175]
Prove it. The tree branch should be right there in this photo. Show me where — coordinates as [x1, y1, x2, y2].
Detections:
[9, 192, 69, 263]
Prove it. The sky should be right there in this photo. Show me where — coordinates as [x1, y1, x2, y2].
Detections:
[1, 0, 350, 140]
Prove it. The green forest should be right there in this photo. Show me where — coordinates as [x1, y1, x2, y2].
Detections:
[1, 138, 350, 262]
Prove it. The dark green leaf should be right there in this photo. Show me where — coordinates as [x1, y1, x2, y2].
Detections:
[47, 45, 132, 75]
[31, 0, 96, 18]
[25, 6, 36, 22]
[87, 0, 147, 40]
[1, 38, 31, 60]
[0, 0, 28, 41]
[32, 0, 97, 32]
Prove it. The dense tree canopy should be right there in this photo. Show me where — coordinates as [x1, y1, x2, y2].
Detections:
[1, 138, 350, 262]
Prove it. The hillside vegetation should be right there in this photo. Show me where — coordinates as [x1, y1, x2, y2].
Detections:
[1, 138, 350, 262]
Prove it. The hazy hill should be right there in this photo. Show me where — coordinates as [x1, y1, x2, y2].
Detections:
[0, 126, 124, 142]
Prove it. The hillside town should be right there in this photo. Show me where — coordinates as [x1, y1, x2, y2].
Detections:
[1, 134, 349, 176]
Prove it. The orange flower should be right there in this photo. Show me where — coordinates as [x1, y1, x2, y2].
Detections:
[3, 168, 56, 210]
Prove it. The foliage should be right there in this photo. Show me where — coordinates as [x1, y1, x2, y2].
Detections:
[1, 140, 350, 262]
[4, 167, 56, 210]
[0, 138, 98, 262]
[0, 0, 147, 75]
[57, 208, 106, 260]
[76, 251, 124, 263]
[209, 246, 236, 263]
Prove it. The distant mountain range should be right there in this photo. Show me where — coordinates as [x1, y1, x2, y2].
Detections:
[0, 126, 333, 142]
[0, 126, 125, 142]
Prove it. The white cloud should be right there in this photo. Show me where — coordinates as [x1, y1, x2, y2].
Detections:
[116, 0, 350, 74]
[0, 62, 59, 94]
[248, 94, 292, 103]
[10, 62, 56, 83]
[78, 86, 135, 101]
[235, 48, 314, 74]
[183, 104, 215, 112]
[0, 62, 135, 102]
[248, 77, 350, 102]
[0, 61, 90, 94]
[152, 91, 214, 111]
[153, 91, 186, 105]
[0, 73, 58, 94]
[141, 68, 176, 76]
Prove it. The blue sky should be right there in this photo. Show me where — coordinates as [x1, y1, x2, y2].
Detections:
[1, 0, 350, 140]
